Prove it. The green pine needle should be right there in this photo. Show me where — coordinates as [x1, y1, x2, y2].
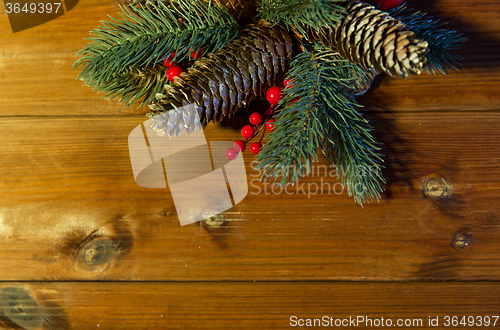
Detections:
[256, 43, 385, 205]
[101, 64, 168, 106]
[390, 5, 467, 75]
[73, 0, 241, 106]
[257, 0, 346, 37]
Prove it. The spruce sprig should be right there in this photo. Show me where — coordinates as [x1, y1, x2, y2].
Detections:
[257, 0, 346, 37]
[101, 64, 168, 106]
[256, 44, 385, 205]
[390, 5, 467, 74]
[73, 0, 241, 106]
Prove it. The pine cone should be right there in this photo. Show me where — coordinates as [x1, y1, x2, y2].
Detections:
[149, 101, 203, 137]
[217, 0, 256, 22]
[148, 23, 294, 136]
[311, 1, 428, 78]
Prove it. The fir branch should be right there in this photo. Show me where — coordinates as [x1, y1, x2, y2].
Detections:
[390, 5, 467, 74]
[257, 0, 346, 37]
[256, 44, 385, 205]
[73, 0, 241, 106]
[97, 64, 168, 106]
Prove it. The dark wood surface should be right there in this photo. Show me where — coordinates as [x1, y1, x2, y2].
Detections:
[0, 0, 499, 328]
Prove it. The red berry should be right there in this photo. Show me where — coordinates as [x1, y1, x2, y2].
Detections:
[266, 86, 283, 105]
[283, 78, 293, 88]
[241, 125, 254, 139]
[177, 18, 183, 27]
[163, 53, 176, 67]
[225, 147, 238, 160]
[234, 140, 246, 152]
[266, 119, 276, 132]
[190, 47, 204, 60]
[365, 0, 403, 10]
[249, 112, 263, 125]
[250, 142, 262, 154]
[166, 66, 184, 82]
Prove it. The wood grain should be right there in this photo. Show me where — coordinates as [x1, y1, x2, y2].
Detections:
[0, 0, 499, 115]
[1, 282, 499, 329]
[0, 112, 498, 281]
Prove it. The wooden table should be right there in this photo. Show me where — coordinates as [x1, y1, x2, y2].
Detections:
[0, 0, 499, 328]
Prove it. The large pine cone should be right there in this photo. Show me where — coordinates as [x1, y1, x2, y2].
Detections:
[311, 1, 428, 78]
[148, 23, 294, 136]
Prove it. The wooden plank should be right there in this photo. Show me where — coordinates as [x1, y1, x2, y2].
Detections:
[0, 282, 499, 329]
[0, 112, 499, 281]
[0, 0, 499, 115]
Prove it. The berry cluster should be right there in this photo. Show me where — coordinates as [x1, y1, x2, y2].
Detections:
[225, 83, 288, 160]
[162, 45, 204, 82]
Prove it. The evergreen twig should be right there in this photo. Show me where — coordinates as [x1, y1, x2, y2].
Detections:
[73, 0, 241, 106]
[104, 64, 168, 106]
[390, 5, 467, 74]
[256, 43, 385, 205]
[257, 0, 346, 37]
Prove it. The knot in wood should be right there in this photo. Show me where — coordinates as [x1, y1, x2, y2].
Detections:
[423, 177, 453, 199]
[82, 240, 113, 266]
[453, 234, 469, 249]
[74, 237, 116, 273]
[160, 208, 172, 217]
[202, 213, 226, 228]
[70, 222, 133, 274]
[0, 287, 44, 330]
